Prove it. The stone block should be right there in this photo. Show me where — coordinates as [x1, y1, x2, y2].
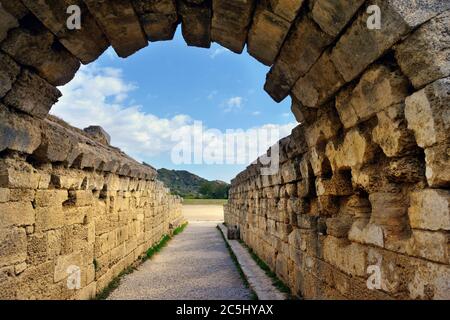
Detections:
[332, 0, 450, 82]
[424, 143, 450, 187]
[83, 0, 148, 58]
[369, 192, 408, 239]
[311, 0, 365, 37]
[46, 230, 63, 257]
[21, 0, 109, 64]
[0, 52, 20, 98]
[290, 99, 317, 125]
[323, 236, 366, 277]
[406, 230, 449, 264]
[54, 251, 83, 283]
[372, 103, 417, 157]
[304, 105, 341, 147]
[292, 51, 345, 108]
[280, 162, 299, 183]
[264, 16, 333, 102]
[83, 126, 111, 146]
[75, 281, 96, 300]
[335, 65, 410, 129]
[269, 0, 304, 22]
[341, 195, 371, 218]
[0, 188, 9, 203]
[351, 164, 401, 194]
[326, 129, 376, 172]
[315, 172, 353, 197]
[408, 259, 450, 300]
[0, 227, 27, 268]
[178, 0, 211, 48]
[0, 3, 18, 42]
[408, 189, 450, 231]
[405, 78, 450, 149]
[33, 120, 76, 163]
[15, 261, 57, 299]
[0, 160, 41, 189]
[1, 26, 80, 86]
[395, 10, 450, 88]
[27, 231, 61, 265]
[330, 0, 411, 82]
[50, 172, 85, 190]
[35, 207, 65, 232]
[386, 157, 425, 184]
[0, 104, 42, 154]
[132, 0, 178, 41]
[0, 202, 35, 229]
[348, 220, 384, 247]
[326, 215, 352, 238]
[3, 70, 61, 118]
[247, 6, 292, 66]
[317, 195, 339, 216]
[0, 1, 29, 19]
[7, 189, 36, 203]
[35, 190, 68, 208]
[211, 0, 255, 53]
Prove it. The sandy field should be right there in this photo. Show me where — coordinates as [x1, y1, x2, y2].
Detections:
[182, 204, 224, 222]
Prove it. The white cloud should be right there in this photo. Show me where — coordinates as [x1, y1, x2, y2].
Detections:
[252, 111, 261, 116]
[52, 64, 194, 160]
[223, 96, 243, 112]
[210, 47, 230, 59]
[52, 64, 296, 165]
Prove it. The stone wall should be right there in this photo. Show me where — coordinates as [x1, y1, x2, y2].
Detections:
[0, 106, 183, 299]
[225, 3, 450, 300]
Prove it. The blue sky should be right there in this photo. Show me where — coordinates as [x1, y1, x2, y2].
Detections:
[52, 28, 296, 182]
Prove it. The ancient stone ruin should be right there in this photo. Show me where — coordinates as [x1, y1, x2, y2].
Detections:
[0, 0, 449, 299]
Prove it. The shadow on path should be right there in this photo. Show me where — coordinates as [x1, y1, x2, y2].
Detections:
[108, 221, 252, 300]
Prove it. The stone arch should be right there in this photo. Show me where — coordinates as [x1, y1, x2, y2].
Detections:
[0, 0, 449, 300]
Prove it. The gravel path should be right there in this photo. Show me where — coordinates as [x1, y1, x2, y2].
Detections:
[108, 221, 253, 300]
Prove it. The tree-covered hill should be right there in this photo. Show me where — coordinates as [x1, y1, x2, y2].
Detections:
[156, 168, 230, 199]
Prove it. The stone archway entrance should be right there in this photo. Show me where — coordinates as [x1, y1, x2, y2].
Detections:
[0, 0, 449, 300]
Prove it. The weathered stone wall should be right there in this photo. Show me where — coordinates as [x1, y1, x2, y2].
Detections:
[226, 2, 450, 300]
[0, 105, 183, 299]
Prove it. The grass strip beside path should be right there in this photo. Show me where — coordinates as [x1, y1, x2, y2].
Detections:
[238, 240, 293, 298]
[216, 226, 258, 300]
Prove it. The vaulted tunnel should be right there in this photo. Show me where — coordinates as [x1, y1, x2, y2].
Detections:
[0, 0, 449, 300]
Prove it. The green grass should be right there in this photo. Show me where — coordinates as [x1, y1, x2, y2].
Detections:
[94, 222, 189, 300]
[216, 226, 258, 300]
[183, 198, 228, 205]
[144, 234, 172, 260]
[173, 222, 188, 236]
[144, 222, 189, 260]
[94, 266, 137, 300]
[238, 239, 293, 298]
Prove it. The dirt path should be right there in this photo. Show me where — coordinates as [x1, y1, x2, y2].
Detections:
[181, 204, 224, 221]
[108, 220, 253, 300]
